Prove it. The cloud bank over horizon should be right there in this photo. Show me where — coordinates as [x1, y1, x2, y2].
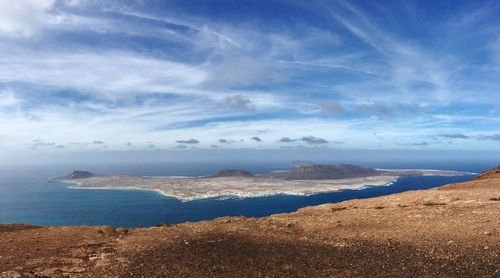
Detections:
[0, 0, 500, 159]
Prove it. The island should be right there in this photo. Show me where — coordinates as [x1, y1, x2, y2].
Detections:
[54, 164, 468, 201]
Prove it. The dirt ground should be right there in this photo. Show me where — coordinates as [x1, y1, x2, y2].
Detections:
[1, 168, 499, 277]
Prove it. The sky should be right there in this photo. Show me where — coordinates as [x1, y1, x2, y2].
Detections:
[1, 0, 500, 163]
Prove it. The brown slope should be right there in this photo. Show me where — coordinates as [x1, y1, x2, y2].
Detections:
[212, 169, 255, 178]
[1, 167, 499, 278]
[475, 166, 500, 180]
[263, 164, 380, 180]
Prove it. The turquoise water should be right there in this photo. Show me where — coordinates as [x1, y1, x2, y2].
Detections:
[0, 161, 492, 227]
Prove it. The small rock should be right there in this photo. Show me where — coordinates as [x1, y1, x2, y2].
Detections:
[116, 228, 129, 234]
[61, 266, 86, 273]
[334, 242, 346, 248]
[1, 271, 22, 278]
[330, 207, 346, 212]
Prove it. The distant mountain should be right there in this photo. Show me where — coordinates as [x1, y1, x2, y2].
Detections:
[212, 169, 255, 178]
[60, 165, 379, 181]
[263, 164, 380, 180]
[63, 170, 96, 180]
[291, 160, 314, 167]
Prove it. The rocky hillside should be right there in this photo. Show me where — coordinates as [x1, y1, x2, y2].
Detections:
[1, 166, 499, 277]
[475, 166, 500, 180]
[264, 164, 380, 180]
[211, 169, 254, 178]
[62, 170, 96, 180]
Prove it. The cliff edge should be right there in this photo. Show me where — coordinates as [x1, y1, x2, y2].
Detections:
[475, 166, 500, 180]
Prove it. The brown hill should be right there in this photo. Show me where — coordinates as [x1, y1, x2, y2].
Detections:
[1, 167, 499, 277]
[264, 164, 380, 180]
[212, 169, 254, 178]
[62, 170, 96, 180]
[475, 165, 500, 180]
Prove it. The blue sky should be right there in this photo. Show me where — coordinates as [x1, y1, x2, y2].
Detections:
[0, 0, 500, 158]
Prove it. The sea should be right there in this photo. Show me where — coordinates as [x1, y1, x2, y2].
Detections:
[0, 160, 496, 227]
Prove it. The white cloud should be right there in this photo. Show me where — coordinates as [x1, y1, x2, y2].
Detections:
[0, 0, 55, 37]
[491, 37, 500, 64]
[0, 90, 21, 107]
[204, 56, 288, 88]
[63, 0, 81, 7]
[0, 1, 498, 155]
[325, 1, 455, 103]
[0, 51, 207, 96]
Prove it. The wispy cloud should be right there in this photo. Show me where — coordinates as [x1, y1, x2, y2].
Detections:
[0, 90, 21, 107]
[411, 141, 429, 146]
[440, 133, 470, 139]
[174, 144, 188, 149]
[29, 139, 56, 149]
[176, 139, 200, 144]
[477, 134, 500, 141]
[278, 137, 297, 143]
[216, 95, 254, 111]
[277, 136, 330, 145]
[0, 1, 499, 156]
[300, 136, 329, 144]
[0, 0, 55, 37]
[218, 138, 243, 144]
[319, 101, 345, 115]
[251, 136, 262, 142]
[0, 51, 207, 97]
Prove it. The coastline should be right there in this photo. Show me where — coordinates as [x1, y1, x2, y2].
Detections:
[376, 168, 478, 176]
[66, 185, 175, 198]
[66, 182, 387, 201]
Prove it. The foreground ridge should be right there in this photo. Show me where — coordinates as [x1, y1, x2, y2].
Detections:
[1, 167, 499, 277]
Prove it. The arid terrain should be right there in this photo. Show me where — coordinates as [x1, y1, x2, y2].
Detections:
[1, 167, 499, 277]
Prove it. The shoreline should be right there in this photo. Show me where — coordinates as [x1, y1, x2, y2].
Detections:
[376, 168, 478, 176]
[65, 184, 378, 202]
